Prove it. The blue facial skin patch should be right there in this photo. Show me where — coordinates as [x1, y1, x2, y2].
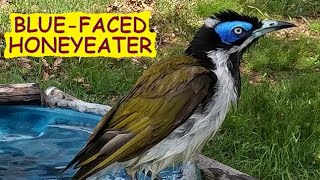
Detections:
[215, 21, 253, 44]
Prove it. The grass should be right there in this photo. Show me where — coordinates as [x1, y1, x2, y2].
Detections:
[0, 57, 143, 105]
[194, 0, 243, 18]
[239, 0, 320, 17]
[0, 0, 320, 179]
[204, 73, 320, 179]
[244, 36, 320, 72]
[310, 22, 320, 33]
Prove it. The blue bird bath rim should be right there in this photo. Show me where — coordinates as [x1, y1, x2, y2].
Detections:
[0, 83, 255, 180]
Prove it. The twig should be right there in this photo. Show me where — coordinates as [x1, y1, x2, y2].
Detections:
[298, 16, 310, 25]
[247, 6, 270, 18]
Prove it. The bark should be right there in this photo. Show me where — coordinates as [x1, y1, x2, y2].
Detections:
[44, 86, 112, 116]
[0, 83, 42, 105]
[197, 155, 257, 180]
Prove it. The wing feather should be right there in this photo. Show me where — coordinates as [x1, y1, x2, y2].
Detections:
[62, 56, 217, 179]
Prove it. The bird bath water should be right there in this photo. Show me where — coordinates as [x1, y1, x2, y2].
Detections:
[0, 105, 101, 179]
[0, 105, 199, 180]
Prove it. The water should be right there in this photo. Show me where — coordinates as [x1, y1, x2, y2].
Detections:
[0, 105, 200, 180]
[0, 105, 101, 180]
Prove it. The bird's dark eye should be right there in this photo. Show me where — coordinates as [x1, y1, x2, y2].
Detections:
[233, 27, 243, 35]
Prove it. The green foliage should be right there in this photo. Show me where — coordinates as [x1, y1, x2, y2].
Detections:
[244, 36, 320, 72]
[7, 0, 110, 13]
[310, 22, 320, 32]
[58, 58, 143, 105]
[204, 73, 320, 179]
[194, 0, 242, 18]
[240, 0, 320, 17]
[0, 58, 143, 105]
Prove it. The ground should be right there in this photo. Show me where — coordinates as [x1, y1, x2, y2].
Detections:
[0, 0, 320, 179]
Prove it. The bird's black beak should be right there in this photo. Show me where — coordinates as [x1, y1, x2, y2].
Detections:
[252, 20, 296, 38]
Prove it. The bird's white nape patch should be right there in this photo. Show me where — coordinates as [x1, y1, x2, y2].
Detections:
[204, 18, 220, 28]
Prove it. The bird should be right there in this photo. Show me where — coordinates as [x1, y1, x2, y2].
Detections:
[61, 10, 295, 180]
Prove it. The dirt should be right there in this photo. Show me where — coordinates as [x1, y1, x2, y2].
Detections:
[106, 0, 154, 13]
[0, 0, 8, 8]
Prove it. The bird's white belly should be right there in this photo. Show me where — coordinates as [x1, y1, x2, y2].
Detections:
[133, 51, 238, 176]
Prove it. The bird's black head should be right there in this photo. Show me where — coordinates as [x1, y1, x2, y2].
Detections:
[186, 10, 296, 61]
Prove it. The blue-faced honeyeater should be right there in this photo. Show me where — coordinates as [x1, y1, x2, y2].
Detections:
[61, 10, 295, 180]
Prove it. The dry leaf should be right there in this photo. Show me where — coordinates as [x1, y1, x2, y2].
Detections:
[19, 57, 32, 63]
[23, 63, 32, 69]
[0, 59, 9, 68]
[73, 77, 91, 89]
[43, 71, 49, 81]
[0, 0, 9, 8]
[41, 58, 50, 67]
[131, 58, 140, 65]
[73, 77, 85, 83]
[17, 57, 33, 69]
[107, 0, 155, 13]
[106, 6, 113, 12]
[17, 58, 32, 69]
[53, 58, 63, 68]
[82, 83, 91, 89]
